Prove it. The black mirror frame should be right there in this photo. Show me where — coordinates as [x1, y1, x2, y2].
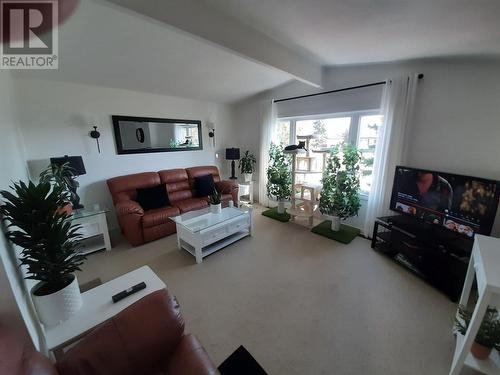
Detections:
[112, 115, 203, 155]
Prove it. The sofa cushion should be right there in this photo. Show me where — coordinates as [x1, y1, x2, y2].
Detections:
[142, 206, 180, 228]
[194, 174, 215, 197]
[137, 184, 170, 211]
[173, 198, 208, 214]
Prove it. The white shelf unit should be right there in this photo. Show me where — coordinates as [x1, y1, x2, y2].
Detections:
[449, 235, 500, 375]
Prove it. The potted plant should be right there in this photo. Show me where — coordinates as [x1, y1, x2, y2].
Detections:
[266, 143, 292, 214]
[454, 304, 500, 360]
[319, 144, 362, 231]
[209, 189, 222, 214]
[239, 150, 257, 182]
[39, 162, 77, 214]
[0, 181, 85, 326]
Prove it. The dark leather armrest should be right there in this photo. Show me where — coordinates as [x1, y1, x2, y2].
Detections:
[215, 180, 239, 204]
[215, 180, 237, 194]
[56, 290, 185, 375]
[165, 334, 219, 375]
[115, 200, 144, 216]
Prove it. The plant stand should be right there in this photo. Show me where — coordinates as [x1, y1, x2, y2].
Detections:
[449, 234, 500, 375]
[311, 220, 360, 244]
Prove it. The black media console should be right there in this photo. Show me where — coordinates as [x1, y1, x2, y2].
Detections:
[371, 215, 473, 301]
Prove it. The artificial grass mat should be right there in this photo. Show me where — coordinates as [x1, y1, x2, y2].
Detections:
[311, 220, 361, 244]
[262, 207, 291, 222]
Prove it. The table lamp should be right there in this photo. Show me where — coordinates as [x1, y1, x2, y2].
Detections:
[225, 148, 240, 180]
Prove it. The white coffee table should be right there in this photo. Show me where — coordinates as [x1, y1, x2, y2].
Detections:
[171, 207, 253, 263]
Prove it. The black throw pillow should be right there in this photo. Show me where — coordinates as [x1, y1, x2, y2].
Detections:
[136, 184, 170, 211]
[195, 174, 215, 197]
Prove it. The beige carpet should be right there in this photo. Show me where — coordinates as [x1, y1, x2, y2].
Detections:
[79, 206, 463, 375]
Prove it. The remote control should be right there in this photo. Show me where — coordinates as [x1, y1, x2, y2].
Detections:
[112, 282, 147, 303]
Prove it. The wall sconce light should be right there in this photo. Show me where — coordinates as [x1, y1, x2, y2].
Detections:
[206, 121, 215, 147]
[90, 125, 101, 153]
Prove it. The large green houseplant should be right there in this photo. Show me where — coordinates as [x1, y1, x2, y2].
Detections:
[319, 144, 362, 231]
[266, 143, 292, 214]
[0, 181, 85, 326]
[454, 304, 500, 360]
[239, 150, 257, 182]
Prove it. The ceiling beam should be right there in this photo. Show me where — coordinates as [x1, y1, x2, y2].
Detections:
[103, 0, 322, 88]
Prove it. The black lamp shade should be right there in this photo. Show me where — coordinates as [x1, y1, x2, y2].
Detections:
[225, 148, 240, 160]
[50, 155, 86, 176]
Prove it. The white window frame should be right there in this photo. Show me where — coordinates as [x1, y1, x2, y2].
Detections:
[277, 109, 382, 199]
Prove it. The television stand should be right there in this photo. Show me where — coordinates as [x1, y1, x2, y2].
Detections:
[371, 215, 473, 301]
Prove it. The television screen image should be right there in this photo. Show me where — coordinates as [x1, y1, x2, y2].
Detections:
[390, 166, 500, 237]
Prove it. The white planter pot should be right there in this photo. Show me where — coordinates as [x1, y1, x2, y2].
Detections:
[277, 200, 285, 214]
[243, 173, 253, 182]
[329, 216, 341, 231]
[210, 203, 222, 214]
[31, 274, 82, 327]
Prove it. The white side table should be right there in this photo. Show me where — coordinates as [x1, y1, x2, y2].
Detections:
[44, 266, 166, 357]
[449, 234, 500, 375]
[73, 204, 111, 255]
[238, 181, 254, 205]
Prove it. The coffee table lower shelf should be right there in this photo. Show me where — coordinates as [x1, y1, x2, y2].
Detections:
[179, 229, 250, 262]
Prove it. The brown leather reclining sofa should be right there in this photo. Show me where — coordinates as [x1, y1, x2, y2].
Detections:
[0, 289, 218, 375]
[107, 166, 238, 246]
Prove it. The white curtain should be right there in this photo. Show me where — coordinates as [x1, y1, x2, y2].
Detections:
[364, 74, 419, 237]
[258, 100, 277, 206]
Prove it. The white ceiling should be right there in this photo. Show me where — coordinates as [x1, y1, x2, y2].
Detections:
[203, 0, 500, 65]
[14, 0, 292, 103]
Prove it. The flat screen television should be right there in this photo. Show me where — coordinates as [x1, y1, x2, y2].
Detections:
[390, 166, 500, 238]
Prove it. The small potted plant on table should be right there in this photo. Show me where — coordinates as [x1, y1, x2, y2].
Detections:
[319, 144, 362, 231]
[0, 181, 85, 326]
[454, 304, 500, 360]
[209, 189, 222, 214]
[239, 150, 257, 182]
[266, 143, 292, 214]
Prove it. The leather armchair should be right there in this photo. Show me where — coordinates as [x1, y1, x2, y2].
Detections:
[0, 290, 218, 375]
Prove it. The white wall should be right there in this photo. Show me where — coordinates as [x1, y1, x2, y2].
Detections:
[230, 57, 500, 234]
[14, 78, 234, 230]
[0, 72, 42, 349]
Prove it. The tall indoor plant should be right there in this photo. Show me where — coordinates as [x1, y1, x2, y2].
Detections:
[266, 143, 292, 214]
[39, 162, 78, 213]
[239, 150, 257, 182]
[0, 181, 85, 326]
[319, 144, 362, 231]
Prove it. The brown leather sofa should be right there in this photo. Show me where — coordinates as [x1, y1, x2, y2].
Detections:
[107, 166, 238, 246]
[0, 289, 218, 375]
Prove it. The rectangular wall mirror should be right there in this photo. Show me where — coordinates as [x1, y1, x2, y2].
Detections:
[112, 115, 203, 154]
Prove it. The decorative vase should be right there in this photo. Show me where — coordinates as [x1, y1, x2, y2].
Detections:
[330, 216, 341, 231]
[470, 342, 492, 360]
[243, 173, 253, 182]
[210, 203, 222, 214]
[31, 274, 82, 326]
[277, 200, 285, 214]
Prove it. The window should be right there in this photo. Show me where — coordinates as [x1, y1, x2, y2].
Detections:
[276, 111, 383, 195]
